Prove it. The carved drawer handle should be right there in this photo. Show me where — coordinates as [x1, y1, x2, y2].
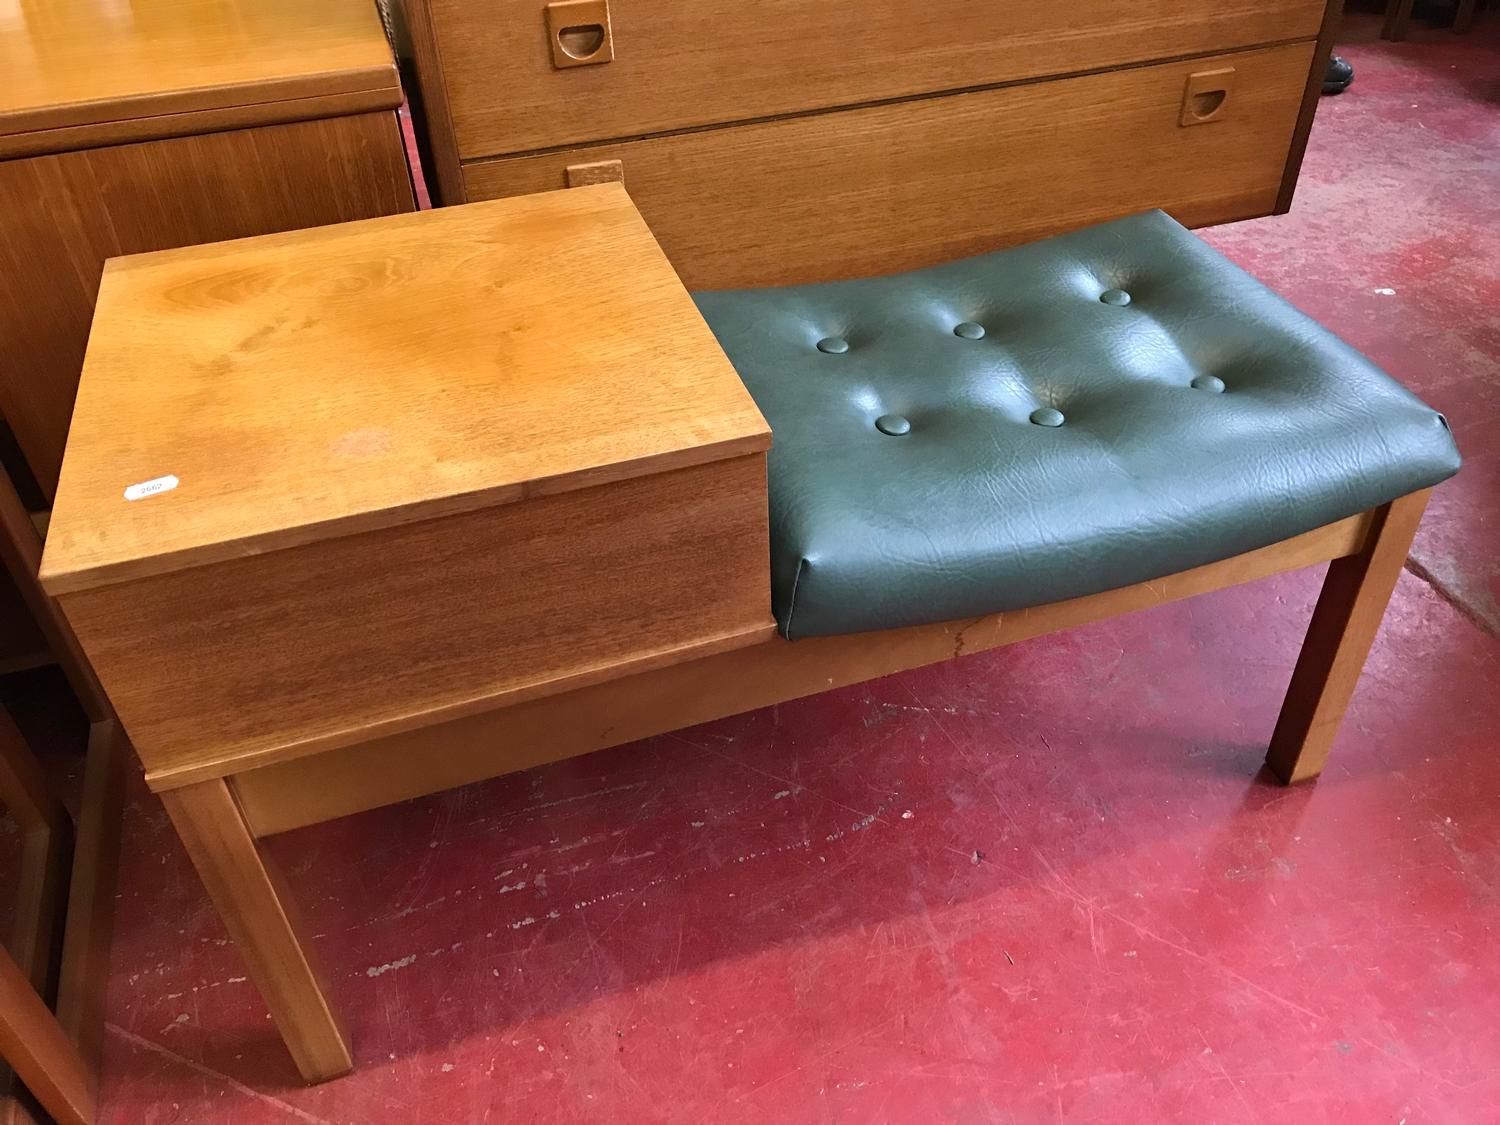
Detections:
[546, 0, 614, 68]
[1180, 66, 1235, 126]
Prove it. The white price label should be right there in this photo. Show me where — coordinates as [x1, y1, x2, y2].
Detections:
[123, 474, 179, 501]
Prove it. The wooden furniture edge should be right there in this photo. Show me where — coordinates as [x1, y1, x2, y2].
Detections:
[1, 474, 107, 724]
[0, 947, 94, 1125]
[4, 466, 130, 1083]
[398, 0, 467, 204]
[1276, 0, 1344, 214]
[406, 0, 1320, 195]
[54, 720, 130, 1072]
[0, 60, 399, 154]
[0, 712, 81, 1123]
[444, 37, 1320, 166]
[1267, 489, 1430, 781]
[223, 509, 1376, 835]
[0, 86, 404, 161]
[0, 711, 74, 981]
[158, 780, 352, 1083]
[0, 722, 119, 1125]
[144, 617, 780, 789]
[41, 434, 771, 597]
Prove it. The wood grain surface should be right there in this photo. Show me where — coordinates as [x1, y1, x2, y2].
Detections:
[225, 510, 1374, 828]
[0, 946, 94, 1125]
[0, 111, 414, 499]
[420, 0, 1324, 160]
[464, 43, 1314, 289]
[0, 710, 76, 1117]
[0, 0, 397, 150]
[55, 720, 130, 1074]
[60, 455, 773, 781]
[159, 780, 352, 1084]
[1267, 490, 1430, 782]
[41, 185, 767, 590]
[1, 466, 107, 721]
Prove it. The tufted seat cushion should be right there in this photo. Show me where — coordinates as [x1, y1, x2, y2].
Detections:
[692, 210, 1461, 639]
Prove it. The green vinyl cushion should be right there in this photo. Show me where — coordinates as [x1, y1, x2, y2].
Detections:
[692, 211, 1461, 640]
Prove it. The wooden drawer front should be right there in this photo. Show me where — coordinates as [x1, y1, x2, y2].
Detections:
[60, 455, 772, 782]
[429, 0, 1324, 159]
[463, 44, 1313, 289]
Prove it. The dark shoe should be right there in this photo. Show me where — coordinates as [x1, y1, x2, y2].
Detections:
[1323, 54, 1354, 95]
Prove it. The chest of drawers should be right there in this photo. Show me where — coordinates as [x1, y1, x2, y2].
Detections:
[399, 0, 1339, 287]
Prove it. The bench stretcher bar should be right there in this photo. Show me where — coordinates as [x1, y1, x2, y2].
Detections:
[218, 504, 1388, 838]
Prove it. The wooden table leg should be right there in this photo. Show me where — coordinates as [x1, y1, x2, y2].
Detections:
[0, 945, 94, 1125]
[55, 721, 130, 1073]
[1382, 0, 1416, 39]
[0, 709, 68, 850]
[1266, 490, 1430, 784]
[158, 779, 352, 1083]
[1, 709, 76, 1124]
[0, 709, 72, 987]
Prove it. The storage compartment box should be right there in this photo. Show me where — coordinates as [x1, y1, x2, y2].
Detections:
[39, 186, 774, 784]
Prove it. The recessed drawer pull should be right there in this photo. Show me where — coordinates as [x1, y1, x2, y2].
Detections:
[546, 0, 614, 68]
[1180, 66, 1235, 126]
[430, 0, 1327, 157]
[463, 42, 1314, 288]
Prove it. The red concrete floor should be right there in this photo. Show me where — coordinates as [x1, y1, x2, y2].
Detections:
[8, 11, 1497, 1124]
[1202, 14, 1500, 637]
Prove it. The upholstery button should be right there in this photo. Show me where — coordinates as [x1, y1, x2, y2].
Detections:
[875, 414, 911, 436]
[954, 321, 986, 340]
[1190, 374, 1227, 393]
[1099, 288, 1131, 307]
[816, 336, 849, 354]
[1029, 407, 1065, 428]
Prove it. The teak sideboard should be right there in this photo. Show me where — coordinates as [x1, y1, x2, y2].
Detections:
[398, 0, 1343, 287]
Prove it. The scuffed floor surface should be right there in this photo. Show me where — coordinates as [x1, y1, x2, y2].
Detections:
[1202, 16, 1500, 636]
[89, 15, 1499, 1125]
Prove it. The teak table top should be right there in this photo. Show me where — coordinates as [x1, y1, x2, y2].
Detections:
[41, 184, 770, 595]
[0, 0, 397, 143]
